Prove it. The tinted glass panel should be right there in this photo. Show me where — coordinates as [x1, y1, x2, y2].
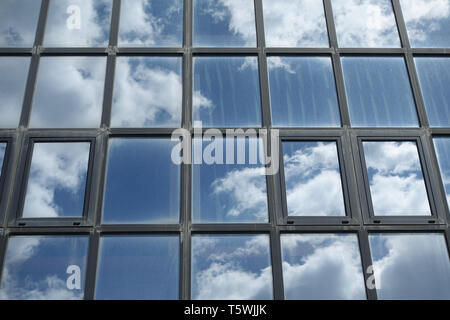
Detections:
[44, 0, 112, 47]
[433, 138, 450, 209]
[281, 234, 366, 299]
[415, 57, 450, 127]
[268, 57, 340, 127]
[342, 57, 418, 127]
[194, 0, 256, 47]
[103, 138, 180, 224]
[193, 57, 262, 127]
[369, 233, 450, 299]
[95, 235, 179, 300]
[0, 57, 30, 128]
[332, 0, 400, 48]
[0, 0, 41, 47]
[119, 0, 183, 47]
[193, 137, 268, 223]
[30, 57, 106, 128]
[282, 141, 345, 216]
[400, 0, 450, 48]
[112, 57, 182, 128]
[22, 142, 90, 218]
[263, 0, 328, 47]
[192, 234, 273, 300]
[0, 144, 6, 176]
[0, 236, 89, 300]
[363, 141, 431, 216]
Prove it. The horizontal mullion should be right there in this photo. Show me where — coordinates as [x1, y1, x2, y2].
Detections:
[192, 47, 259, 55]
[109, 128, 180, 136]
[117, 47, 185, 55]
[23, 129, 102, 137]
[412, 48, 450, 55]
[265, 48, 334, 55]
[338, 48, 406, 55]
[5, 227, 92, 235]
[0, 48, 33, 55]
[191, 224, 272, 233]
[40, 48, 109, 55]
[98, 225, 182, 234]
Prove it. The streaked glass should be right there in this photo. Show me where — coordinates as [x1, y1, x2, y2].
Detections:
[433, 138, 450, 209]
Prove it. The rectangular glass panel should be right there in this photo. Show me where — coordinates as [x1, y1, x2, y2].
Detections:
[433, 137, 450, 209]
[0, 235, 89, 300]
[22, 142, 90, 218]
[193, 56, 262, 128]
[342, 57, 418, 127]
[281, 234, 366, 300]
[95, 235, 179, 300]
[119, 0, 183, 47]
[263, 0, 329, 47]
[112, 57, 182, 128]
[191, 234, 273, 300]
[44, 0, 112, 47]
[363, 141, 431, 216]
[282, 141, 345, 216]
[103, 138, 180, 224]
[268, 56, 340, 127]
[30, 57, 106, 128]
[400, 0, 450, 48]
[331, 0, 401, 48]
[193, 0, 256, 47]
[415, 57, 450, 127]
[369, 233, 450, 299]
[0, 0, 41, 47]
[192, 137, 268, 223]
[0, 57, 30, 128]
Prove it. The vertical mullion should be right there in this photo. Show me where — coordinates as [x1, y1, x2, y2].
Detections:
[270, 228, 284, 300]
[34, 0, 50, 47]
[109, 0, 121, 47]
[323, 0, 338, 49]
[358, 229, 378, 300]
[391, 0, 411, 49]
[0, 231, 7, 288]
[84, 230, 100, 300]
[100, 55, 117, 128]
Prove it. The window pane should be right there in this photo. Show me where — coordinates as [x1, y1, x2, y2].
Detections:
[0, 0, 41, 47]
[0, 57, 30, 128]
[400, 0, 450, 48]
[193, 56, 262, 127]
[282, 141, 345, 216]
[119, 0, 183, 47]
[263, 0, 329, 47]
[193, 137, 268, 223]
[369, 233, 450, 299]
[194, 0, 256, 47]
[0, 144, 6, 175]
[0, 235, 89, 300]
[281, 234, 366, 300]
[30, 57, 106, 128]
[112, 57, 182, 128]
[415, 57, 450, 127]
[192, 234, 273, 300]
[363, 141, 431, 216]
[342, 57, 418, 127]
[95, 235, 179, 300]
[22, 142, 90, 218]
[44, 0, 112, 47]
[433, 137, 450, 209]
[268, 57, 340, 127]
[332, 0, 400, 48]
[103, 138, 180, 224]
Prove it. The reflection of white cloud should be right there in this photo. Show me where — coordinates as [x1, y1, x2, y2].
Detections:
[283, 143, 345, 216]
[22, 143, 90, 218]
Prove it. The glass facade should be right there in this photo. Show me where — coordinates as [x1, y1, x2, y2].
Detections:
[0, 0, 450, 301]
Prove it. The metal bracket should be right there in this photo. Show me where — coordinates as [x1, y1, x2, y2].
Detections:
[105, 46, 119, 56]
[31, 45, 43, 55]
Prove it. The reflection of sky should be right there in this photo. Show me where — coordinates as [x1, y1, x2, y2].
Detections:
[0, 0, 41, 47]
[0, 57, 30, 128]
[194, 0, 256, 47]
[44, 0, 112, 47]
[263, 0, 329, 47]
[415, 57, 450, 127]
[119, 0, 183, 47]
[400, 0, 450, 48]
[369, 233, 450, 300]
[342, 57, 418, 127]
[281, 234, 366, 300]
[30, 57, 106, 128]
[0, 144, 5, 176]
[332, 0, 400, 48]
[192, 234, 273, 300]
[268, 57, 340, 127]
[112, 57, 182, 128]
[192, 137, 268, 223]
[363, 141, 431, 216]
[283, 142, 345, 217]
[433, 138, 450, 208]
[22, 143, 90, 218]
[0, 236, 89, 300]
[95, 235, 179, 300]
[193, 56, 261, 127]
[103, 138, 180, 224]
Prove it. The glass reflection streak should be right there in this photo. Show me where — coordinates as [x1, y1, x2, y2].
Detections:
[433, 137, 450, 208]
